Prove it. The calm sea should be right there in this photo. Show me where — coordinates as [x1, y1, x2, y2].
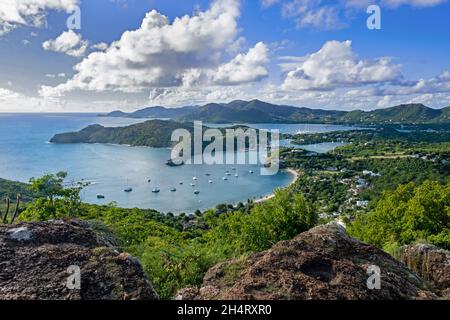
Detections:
[0, 114, 356, 213]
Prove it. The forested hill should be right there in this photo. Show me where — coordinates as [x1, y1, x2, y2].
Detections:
[50, 120, 194, 148]
[50, 120, 254, 148]
[102, 100, 450, 124]
[341, 104, 450, 124]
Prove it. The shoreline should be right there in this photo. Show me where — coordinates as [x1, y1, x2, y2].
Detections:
[254, 168, 300, 204]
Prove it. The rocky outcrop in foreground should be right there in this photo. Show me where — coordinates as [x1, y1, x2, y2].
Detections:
[0, 220, 158, 300]
[177, 223, 436, 300]
[398, 244, 450, 299]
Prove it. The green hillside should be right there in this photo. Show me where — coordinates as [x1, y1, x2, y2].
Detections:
[104, 100, 450, 124]
[50, 120, 194, 148]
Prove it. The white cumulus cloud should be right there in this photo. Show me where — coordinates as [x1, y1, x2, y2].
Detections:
[42, 30, 88, 57]
[281, 40, 402, 91]
[213, 42, 269, 85]
[90, 42, 109, 51]
[40, 0, 270, 99]
[0, 0, 79, 36]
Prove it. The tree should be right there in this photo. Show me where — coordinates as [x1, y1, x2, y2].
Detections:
[206, 189, 318, 256]
[29, 171, 68, 203]
[23, 172, 86, 220]
[348, 181, 450, 252]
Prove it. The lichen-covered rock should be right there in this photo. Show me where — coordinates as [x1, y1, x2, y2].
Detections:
[177, 223, 436, 300]
[0, 220, 158, 300]
[397, 244, 450, 298]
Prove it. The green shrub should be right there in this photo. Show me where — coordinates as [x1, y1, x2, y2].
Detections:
[349, 181, 450, 250]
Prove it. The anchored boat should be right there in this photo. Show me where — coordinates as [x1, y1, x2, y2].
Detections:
[166, 159, 184, 167]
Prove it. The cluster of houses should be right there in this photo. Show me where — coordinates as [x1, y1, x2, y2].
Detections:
[318, 168, 383, 220]
[408, 153, 449, 164]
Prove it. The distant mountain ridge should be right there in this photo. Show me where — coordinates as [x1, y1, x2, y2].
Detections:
[102, 106, 198, 119]
[102, 100, 450, 124]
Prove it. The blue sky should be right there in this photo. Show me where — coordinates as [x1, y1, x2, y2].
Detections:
[0, 0, 449, 112]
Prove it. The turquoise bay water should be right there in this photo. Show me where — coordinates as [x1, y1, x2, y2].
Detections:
[0, 114, 357, 213]
[280, 140, 349, 153]
[206, 122, 361, 134]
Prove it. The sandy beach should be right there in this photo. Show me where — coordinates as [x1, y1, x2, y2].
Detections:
[254, 168, 300, 204]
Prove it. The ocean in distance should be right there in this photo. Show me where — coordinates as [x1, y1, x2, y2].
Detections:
[0, 113, 359, 214]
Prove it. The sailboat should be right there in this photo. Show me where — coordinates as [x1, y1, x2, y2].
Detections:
[124, 178, 133, 192]
[192, 168, 200, 189]
[152, 187, 161, 193]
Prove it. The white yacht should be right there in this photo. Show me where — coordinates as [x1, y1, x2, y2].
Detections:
[152, 187, 160, 193]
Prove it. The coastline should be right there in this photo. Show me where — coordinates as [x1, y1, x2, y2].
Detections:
[254, 168, 300, 204]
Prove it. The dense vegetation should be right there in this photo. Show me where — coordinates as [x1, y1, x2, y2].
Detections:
[50, 120, 194, 147]
[348, 158, 449, 201]
[51, 120, 264, 151]
[341, 104, 450, 124]
[0, 178, 37, 210]
[106, 100, 450, 124]
[348, 181, 450, 253]
[291, 127, 450, 145]
[3, 121, 450, 299]
[16, 172, 317, 299]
